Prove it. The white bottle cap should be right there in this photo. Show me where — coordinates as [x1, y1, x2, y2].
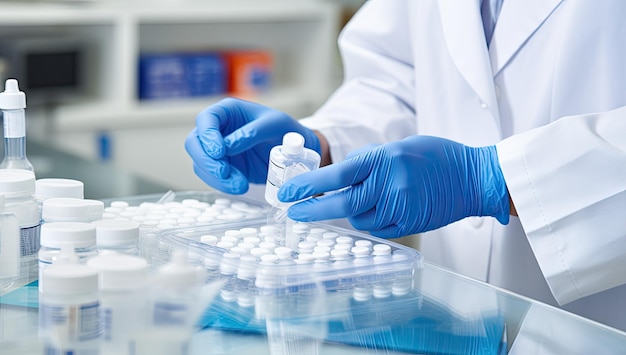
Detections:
[42, 197, 104, 222]
[0, 169, 35, 198]
[35, 178, 84, 201]
[0, 79, 26, 110]
[41, 263, 98, 295]
[87, 254, 148, 290]
[157, 250, 204, 290]
[91, 219, 140, 247]
[40, 222, 97, 248]
[281, 132, 305, 155]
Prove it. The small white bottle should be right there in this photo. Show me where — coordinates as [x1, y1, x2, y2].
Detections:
[265, 132, 320, 220]
[42, 197, 104, 223]
[132, 251, 205, 355]
[39, 245, 102, 355]
[0, 194, 20, 290]
[0, 169, 40, 283]
[38, 222, 98, 283]
[35, 178, 84, 216]
[0, 79, 33, 172]
[92, 219, 141, 256]
[86, 254, 149, 355]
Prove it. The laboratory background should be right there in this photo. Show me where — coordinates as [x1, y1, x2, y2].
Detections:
[1, 1, 626, 355]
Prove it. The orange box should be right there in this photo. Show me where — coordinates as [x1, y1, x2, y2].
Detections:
[223, 50, 273, 96]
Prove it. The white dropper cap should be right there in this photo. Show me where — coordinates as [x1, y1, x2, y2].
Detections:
[281, 132, 304, 155]
[0, 79, 26, 110]
[35, 178, 84, 201]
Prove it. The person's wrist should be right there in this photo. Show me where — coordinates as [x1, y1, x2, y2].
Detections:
[313, 130, 332, 166]
[478, 146, 510, 224]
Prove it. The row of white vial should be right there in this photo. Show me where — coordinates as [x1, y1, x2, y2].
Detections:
[40, 247, 208, 355]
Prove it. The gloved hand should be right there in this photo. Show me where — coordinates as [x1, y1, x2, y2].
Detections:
[185, 98, 321, 194]
[277, 135, 510, 238]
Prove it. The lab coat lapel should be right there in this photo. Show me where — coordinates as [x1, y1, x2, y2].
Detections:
[490, 0, 564, 76]
[437, 0, 499, 121]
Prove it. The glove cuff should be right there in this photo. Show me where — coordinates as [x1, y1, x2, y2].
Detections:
[479, 146, 510, 225]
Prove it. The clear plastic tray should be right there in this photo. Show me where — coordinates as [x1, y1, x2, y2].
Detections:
[158, 220, 425, 354]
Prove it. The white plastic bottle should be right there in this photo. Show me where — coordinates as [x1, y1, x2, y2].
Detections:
[39, 245, 102, 355]
[35, 178, 84, 216]
[264, 132, 320, 221]
[0, 79, 33, 172]
[0, 169, 40, 284]
[42, 197, 104, 223]
[0, 194, 20, 290]
[38, 222, 98, 283]
[86, 254, 149, 355]
[132, 250, 205, 355]
[92, 219, 141, 256]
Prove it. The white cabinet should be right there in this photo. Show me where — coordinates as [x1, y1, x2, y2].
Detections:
[0, 1, 341, 191]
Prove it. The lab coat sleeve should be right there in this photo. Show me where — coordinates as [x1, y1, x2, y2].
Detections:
[496, 106, 626, 305]
[299, 0, 417, 163]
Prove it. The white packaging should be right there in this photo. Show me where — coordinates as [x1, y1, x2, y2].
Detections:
[87, 254, 149, 355]
[39, 253, 102, 355]
[38, 222, 98, 284]
[92, 219, 141, 256]
[42, 197, 104, 223]
[0, 208, 20, 290]
[35, 178, 84, 215]
[264, 132, 321, 215]
[0, 169, 40, 283]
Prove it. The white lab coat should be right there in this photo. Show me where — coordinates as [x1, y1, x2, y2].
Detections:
[300, 0, 626, 331]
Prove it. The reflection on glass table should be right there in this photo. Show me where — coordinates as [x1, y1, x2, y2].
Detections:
[3, 260, 626, 354]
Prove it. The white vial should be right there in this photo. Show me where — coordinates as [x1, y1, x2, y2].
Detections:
[39, 250, 101, 355]
[151, 250, 205, 328]
[264, 132, 321, 217]
[42, 197, 104, 223]
[35, 178, 84, 214]
[92, 219, 140, 256]
[0, 79, 33, 172]
[0, 203, 20, 290]
[87, 254, 149, 355]
[0, 169, 40, 282]
[38, 222, 98, 283]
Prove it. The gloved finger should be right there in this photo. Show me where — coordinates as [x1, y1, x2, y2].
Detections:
[277, 155, 373, 203]
[192, 162, 249, 195]
[185, 128, 230, 179]
[195, 106, 229, 159]
[287, 184, 377, 221]
[348, 210, 402, 239]
[223, 109, 290, 156]
[345, 143, 381, 160]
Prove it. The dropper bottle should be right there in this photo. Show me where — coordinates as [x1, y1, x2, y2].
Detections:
[0, 79, 33, 172]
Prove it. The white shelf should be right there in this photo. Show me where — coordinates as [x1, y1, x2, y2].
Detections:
[1, 0, 341, 190]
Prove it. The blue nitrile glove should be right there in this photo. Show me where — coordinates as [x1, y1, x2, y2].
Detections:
[185, 98, 321, 194]
[277, 135, 509, 239]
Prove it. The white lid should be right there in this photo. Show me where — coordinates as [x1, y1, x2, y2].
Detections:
[87, 254, 148, 290]
[281, 132, 304, 155]
[0, 169, 35, 198]
[92, 219, 139, 247]
[40, 222, 97, 248]
[156, 250, 204, 290]
[41, 263, 98, 295]
[0, 79, 26, 110]
[42, 197, 104, 222]
[35, 178, 84, 200]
